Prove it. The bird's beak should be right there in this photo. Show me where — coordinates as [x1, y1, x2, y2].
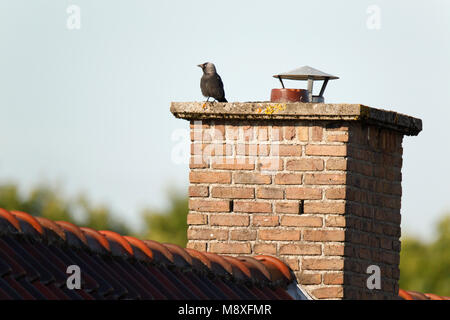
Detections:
[197, 64, 203, 68]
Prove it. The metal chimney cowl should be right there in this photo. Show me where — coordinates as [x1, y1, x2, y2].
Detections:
[271, 66, 339, 103]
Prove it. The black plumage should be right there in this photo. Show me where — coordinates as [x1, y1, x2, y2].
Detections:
[198, 62, 227, 103]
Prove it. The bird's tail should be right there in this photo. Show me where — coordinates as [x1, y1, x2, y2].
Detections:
[219, 98, 228, 103]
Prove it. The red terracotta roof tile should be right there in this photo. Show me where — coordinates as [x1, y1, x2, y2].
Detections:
[0, 208, 21, 233]
[0, 208, 301, 300]
[80, 227, 110, 253]
[399, 288, 450, 300]
[10, 210, 43, 235]
[55, 221, 88, 247]
[254, 255, 294, 284]
[98, 230, 133, 257]
[142, 239, 174, 264]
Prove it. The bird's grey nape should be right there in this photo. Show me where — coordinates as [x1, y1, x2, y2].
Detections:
[202, 62, 216, 74]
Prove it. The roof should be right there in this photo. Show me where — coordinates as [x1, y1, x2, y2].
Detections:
[0, 208, 308, 300]
[273, 65, 339, 81]
[399, 289, 450, 300]
[0, 207, 447, 300]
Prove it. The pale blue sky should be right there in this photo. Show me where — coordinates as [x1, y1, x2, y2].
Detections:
[0, 0, 449, 238]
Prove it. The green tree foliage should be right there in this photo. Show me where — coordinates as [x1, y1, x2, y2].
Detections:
[140, 191, 188, 247]
[0, 184, 72, 222]
[0, 183, 130, 234]
[399, 214, 450, 296]
[0, 182, 189, 247]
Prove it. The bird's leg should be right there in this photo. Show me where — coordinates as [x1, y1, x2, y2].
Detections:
[202, 97, 210, 109]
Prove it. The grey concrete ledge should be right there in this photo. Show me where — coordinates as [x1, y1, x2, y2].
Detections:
[170, 102, 422, 136]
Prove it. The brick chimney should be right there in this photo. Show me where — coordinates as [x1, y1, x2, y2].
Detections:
[171, 102, 422, 300]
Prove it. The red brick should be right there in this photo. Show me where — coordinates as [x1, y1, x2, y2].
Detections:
[210, 214, 249, 226]
[286, 187, 322, 200]
[311, 126, 323, 141]
[326, 158, 347, 170]
[190, 127, 212, 142]
[298, 273, 321, 285]
[190, 129, 210, 141]
[234, 172, 271, 184]
[189, 185, 209, 197]
[241, 126, 254, 141]
[325, 188, 346, 199]
[225, 126, 239, 140]
[188, 228, 228, 240]
[380, 238, 392, 250]
[187, 213, 207, 225]
[256, 187, 284, 199]
[304, 202, 345, 214]
[304, 173, 346, 185]
[276, 145, 302, 156]
[324, 244, 345, 256]
[213, 125, 225, 140]
[270, 126, 282, 141]
[327, 125, 349, 132]
[191, 143, 233, 157]
[303, 230, 345, 242]
[190, 171, 231, 184]
[284, 258, 300, 271]
[296, 127, 308, 141]
[211, 186, 254, 199]
[230, 229, 257, 240]
[286, 159, 324, 171]
[189, 156, 209, 169]
[325, 215, 346, 227]
[257, 158, 283, 171]
[327, 133, 349, 142]
[190, 122, 209, 129]
[234, 201, 272, 213]
[323, 272, 344, 284]
[259, 229, 301, 241]
[254, 243, 277, 255]
[306, 145, 347, 156]
[280, 244, 321, 255]
[209, 242, 251, 254]
[257, 126, 268, 141]
[186, 242, 207, 251]
[236, 144, 269, 156]
[303, 258, 344, 270]
[275, 173, 303, 185]
[275, 202, 300, 214]
[312, 287, 344, 299]
[211, 159, 255, 170]
[189, 199, 231, 212]
[252, 215, 279, 227]
[281, 215, 323, 227]
[284, 126, 296, 140]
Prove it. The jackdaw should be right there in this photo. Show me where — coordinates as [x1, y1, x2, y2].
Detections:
[197, 62, 227, 103]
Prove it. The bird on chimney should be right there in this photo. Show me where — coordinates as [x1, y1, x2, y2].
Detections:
[197, 62, 227, 108]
